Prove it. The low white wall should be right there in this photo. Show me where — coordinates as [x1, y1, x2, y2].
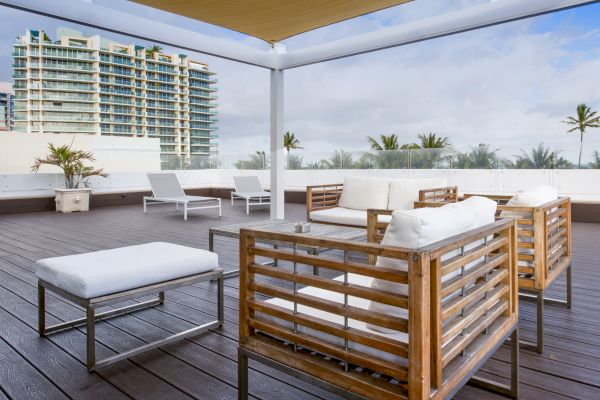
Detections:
[2, 168, 600, 202]
[0, 132, 161, 174]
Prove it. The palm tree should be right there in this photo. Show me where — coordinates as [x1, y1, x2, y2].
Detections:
[234, 151, 269, 170]
[32, 143, 106, 188]
[368, 134, 399, 151]
[418, 132, 449, 148]
[505, 143, 573, 169]
[283, 131, 303, 152]
[562, 103, 600, 167]
[319, 150, 355, 169]
[590, 150, 600, 169]
[453, 144, 498, 169]
[145, 45, 163, 59]
[283, 131, 303, 169]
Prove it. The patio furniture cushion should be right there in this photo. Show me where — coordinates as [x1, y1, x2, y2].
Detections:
[36, 242, 218, 299]
[337, 176, 390, 211]
[309, 206, 392, 227]
[368, 196, 497, 332]
[387, 177, 448, 210]
[500, 185, 558, 219]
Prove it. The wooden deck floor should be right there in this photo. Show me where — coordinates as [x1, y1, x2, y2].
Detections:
[0, 202, 598, 400]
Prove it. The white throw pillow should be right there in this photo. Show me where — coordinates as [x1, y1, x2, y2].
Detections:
[337, 176, 390, 211]
[387, 178, 448, 210]
[367, 196, 497, 333]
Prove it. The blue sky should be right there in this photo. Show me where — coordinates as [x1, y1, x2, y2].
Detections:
[1, 1, 599, 163]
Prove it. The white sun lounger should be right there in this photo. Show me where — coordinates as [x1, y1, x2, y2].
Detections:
[231, 176, 271, 214]
[144, 173, 221, 220]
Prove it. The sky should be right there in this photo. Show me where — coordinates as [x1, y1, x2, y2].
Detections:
[1, 0, 599, 163]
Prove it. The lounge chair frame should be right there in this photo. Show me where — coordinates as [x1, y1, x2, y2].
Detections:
[38, 269, 224, 371]
[238, 219, 519, 399]
[231, 176, 271, 214]
[144, 173, 222, 220]
[306, 183, 458, 228]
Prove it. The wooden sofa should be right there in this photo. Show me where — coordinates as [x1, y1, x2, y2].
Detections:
[307, 178, 458, 228]
[238, 217, 519, 400]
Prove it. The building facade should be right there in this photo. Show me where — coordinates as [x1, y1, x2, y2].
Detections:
[0, 82, 14, 131]
[12, 28, 218, 161]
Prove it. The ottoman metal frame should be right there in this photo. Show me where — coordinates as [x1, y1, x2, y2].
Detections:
[38, 268, 224, 371]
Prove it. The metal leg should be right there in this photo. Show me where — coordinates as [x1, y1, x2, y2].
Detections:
[184, 203, 188, 221]
[38, 284, 45, 336]
[468, 327, 519, 398]
[143, 198, 147, 213]
[231, 192, 234, 206]
[566, 264, 572, 308]
[238, 349, 249, 400]
[209, 232, 214, 252]
[217, 276, 224, 325]
[218, 199, 222, 217]
[311, 249, 320, 276]
[246, 198, 249, 215]
[176, 203, 179, 211]
[86, 305, 96, 371]
[159, 291, 165, 304]
[536, 290, 544, 354]
[510, 328, 520, 398]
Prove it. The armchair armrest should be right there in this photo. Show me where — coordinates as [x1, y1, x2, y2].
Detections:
[418, 185, 459, 203]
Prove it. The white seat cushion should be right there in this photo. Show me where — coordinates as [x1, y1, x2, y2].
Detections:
[310, 207, 391, 227]
[36, 242, 218, 299]
[387, 177, 448, 210]
[337, 176, 390, 211]
[368, 196, 497, 333]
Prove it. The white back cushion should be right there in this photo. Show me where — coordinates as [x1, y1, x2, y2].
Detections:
[368, 196, 497, 333]
[387, 177, 448, 210]
[500, 185, 558, 219]
[337, 176, 390, 211]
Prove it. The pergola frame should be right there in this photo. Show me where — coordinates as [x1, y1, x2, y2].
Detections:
[3, 0, 597, 219]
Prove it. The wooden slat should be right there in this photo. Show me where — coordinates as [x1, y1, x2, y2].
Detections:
[249, 247, 408, 283]
[249, 317, 409, 381]
[250, 282, 408, 332]
[250, 263, 409, 308]
[441, 236, 507, 276]
[441, 269, 508, 321]
[249, 299, 408, 357]
[441, 253, 508, 298]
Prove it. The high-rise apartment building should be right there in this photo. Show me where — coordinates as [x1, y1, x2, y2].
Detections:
[0, 82, 14, 131]
[12, 28, 218, 160]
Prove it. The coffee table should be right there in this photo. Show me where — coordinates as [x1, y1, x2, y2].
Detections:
[209, 219, 367, 278]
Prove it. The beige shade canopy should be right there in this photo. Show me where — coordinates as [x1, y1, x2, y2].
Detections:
[132, 0, 412, 43]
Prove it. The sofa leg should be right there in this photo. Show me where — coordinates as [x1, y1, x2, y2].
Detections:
[566, 264, 572, 308]
[38, 284, 45, 336]
[509, 328, 519, 398]
[536, 290, 544, 354]
[238, 349, 249, 400]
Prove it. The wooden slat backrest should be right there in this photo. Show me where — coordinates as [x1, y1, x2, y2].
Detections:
[464, 194, 572, 291]
[306, 183, 344, 220]
[418, 186, 459, 203]
[239, 219, 518, 399]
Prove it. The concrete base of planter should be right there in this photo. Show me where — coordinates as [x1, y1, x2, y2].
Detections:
[55, 188, 91, 213]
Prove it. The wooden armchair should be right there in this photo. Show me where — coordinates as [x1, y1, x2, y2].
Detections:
[238, 220, 519, 400]
[462, 194, 572, 353]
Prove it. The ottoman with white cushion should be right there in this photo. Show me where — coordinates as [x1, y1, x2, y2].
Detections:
[36, 242, 223, 371]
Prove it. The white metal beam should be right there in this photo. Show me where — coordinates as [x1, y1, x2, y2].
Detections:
[278, 0, 599, 69]
[0, 0, 275, 69]
[269, 69, 285, 220]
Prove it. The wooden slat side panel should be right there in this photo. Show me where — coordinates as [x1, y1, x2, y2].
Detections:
[306, 184, 343, 216]
[418, 186, 459, 203]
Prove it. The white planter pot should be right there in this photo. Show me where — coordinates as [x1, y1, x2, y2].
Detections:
[55, 188, 91, 213]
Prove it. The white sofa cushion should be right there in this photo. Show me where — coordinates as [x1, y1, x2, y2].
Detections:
[500, 185, 558, 219]
[310, 207, 391, 227]
[368, 196, 497, 333]
[36, 242, 218, 299]
[387, 177, 448, 210]
[337, 176, 390, 211]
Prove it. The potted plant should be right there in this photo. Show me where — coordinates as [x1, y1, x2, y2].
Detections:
[32, 143, 107, 213]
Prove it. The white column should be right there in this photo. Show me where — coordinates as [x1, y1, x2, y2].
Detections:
[270, 68, 285, 220]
